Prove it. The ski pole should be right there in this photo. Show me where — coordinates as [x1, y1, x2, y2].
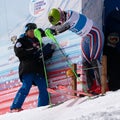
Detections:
[34, 29, 51, 104]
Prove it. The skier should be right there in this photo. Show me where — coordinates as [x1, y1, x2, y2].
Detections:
[46, 8, 104, 93]
[10, 23, 55, 112]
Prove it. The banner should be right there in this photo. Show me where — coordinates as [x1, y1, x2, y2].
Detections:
[0, 0, 103, 113]
[0, 0, 103, 89]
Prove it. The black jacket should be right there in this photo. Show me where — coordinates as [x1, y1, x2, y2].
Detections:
[14, 34, 54, 83]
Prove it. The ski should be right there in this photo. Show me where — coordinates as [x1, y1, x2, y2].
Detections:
[47, 88, 100, 108]
[47, 87, 103, 108]
[57, 85, 93, 97]
[66, 97, 89, 107]
[47, 86, 93, 98]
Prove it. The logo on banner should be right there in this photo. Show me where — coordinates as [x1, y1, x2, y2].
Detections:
[107, 33, 119, 48]
[29, 0, 48, 17]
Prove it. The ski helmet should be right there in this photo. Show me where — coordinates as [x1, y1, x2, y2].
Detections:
[48, 8, 61, 25]
[25, 23, 37, 32]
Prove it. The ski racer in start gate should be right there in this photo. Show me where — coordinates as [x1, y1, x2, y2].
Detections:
[46, 8, 104, 94]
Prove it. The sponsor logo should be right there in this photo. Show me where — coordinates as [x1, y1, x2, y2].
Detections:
[29, 0, 48, 17]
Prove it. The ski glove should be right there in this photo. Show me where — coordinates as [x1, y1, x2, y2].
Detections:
[38, 28, 46, 37]
[42, 43, 56, 60]
[45, 28, 57, 35]
[34, 43, 56, 60]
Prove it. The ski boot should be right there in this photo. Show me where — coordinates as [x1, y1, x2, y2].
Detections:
[91, 59, 102, 86]
[83, 62, 94, 90]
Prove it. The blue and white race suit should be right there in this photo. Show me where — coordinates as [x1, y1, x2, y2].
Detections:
[65, 10, 104, 63]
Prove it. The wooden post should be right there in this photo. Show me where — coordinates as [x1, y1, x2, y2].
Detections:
[66, 64, 77, 94]
[101, 55, 108, 94]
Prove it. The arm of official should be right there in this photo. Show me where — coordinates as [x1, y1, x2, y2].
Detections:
[14, 39, 41, 61]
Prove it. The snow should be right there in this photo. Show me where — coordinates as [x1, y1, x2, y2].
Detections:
[0, 90, 120, 120]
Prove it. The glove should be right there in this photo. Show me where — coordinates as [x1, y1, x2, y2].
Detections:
[38, 28, 46, 37]
[51, 43, 56, 50]
[34, 43, 56, 60]
[50, 28, 57, 35]
[46, 28, 57, 35]
[43, 43, 56, 59]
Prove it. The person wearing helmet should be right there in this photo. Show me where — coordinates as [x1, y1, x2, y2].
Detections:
[10, 23, 55, 112]
[47, 8, 104, 94]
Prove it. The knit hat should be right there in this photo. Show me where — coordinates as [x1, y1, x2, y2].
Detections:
[25, 23, 37, 32]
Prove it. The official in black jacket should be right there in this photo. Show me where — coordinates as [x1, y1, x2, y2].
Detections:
[10, 23, 55, 112]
